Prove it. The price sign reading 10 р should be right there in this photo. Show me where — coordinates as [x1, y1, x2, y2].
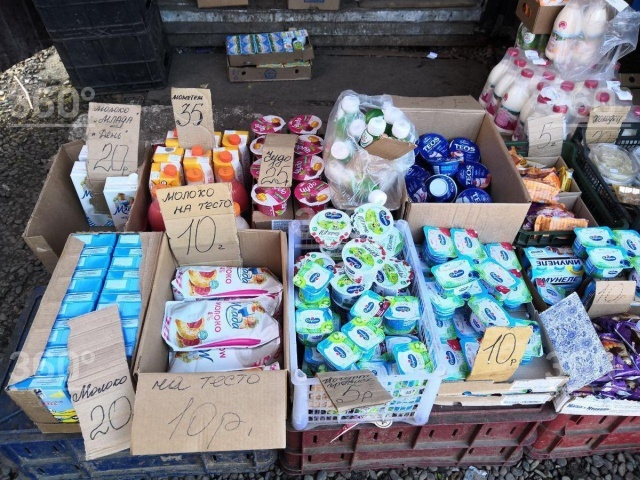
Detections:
[156, 183, 242, 266]
[466, 326, 533, 382]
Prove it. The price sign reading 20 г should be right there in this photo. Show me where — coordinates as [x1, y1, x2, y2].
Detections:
[157, 184, 241, 266]
[466, 326, 533, 382]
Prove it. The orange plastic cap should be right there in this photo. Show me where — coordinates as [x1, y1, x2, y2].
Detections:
[172, 129, 178, 137]
[164, 164, 178, 177]
[219, 150, 232, 163]
[192, 145, 204, 156]
[228, 134, 241, 146]
[218, 166, 234, 182]
[186, 168, 203, 183]
[233, 202, 241, 217]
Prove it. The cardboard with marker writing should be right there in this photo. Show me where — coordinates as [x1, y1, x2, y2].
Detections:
[171, 88, 215, 150]
[67, 307, 135, 460]
[588, 280, 636, 318]
[258, 134, 297, 188]
[527, 113, 564, 158]
[585, 106, 631, 145]
[317, 371, 393, 413]
[466, 326, 533, 382]
[156, 183, 241, 266]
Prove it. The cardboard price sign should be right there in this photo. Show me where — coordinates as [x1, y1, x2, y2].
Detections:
[527, 114, 564, 158]
[171, 88, 215, 150]
[67, 307, 135, 460]
[86, 103, 141, 179]
[588, 280, 636, 318]
[131, 371, 287, 454]
[258, 134, 298, 187]
[585, 106, 631, 145]
[156, 183, 241, 266]
[466, 327, 533, 382]
[317, 371, 393, 413]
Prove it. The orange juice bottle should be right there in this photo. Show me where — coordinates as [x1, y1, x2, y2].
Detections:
[213, 148, 243, 184]
[184, 145, 214, 184]
[149, 162, 183, 198]
[185, 167, 205, 186]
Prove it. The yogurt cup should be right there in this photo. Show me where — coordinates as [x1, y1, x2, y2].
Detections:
[456, 188, 492, 203]
[456, 162, 491, 189]
[250, 159, 262, 180]
[373, 258, 414, 297]
[425, 281, 464, 320]
[425, 175, 457, 203]
[461, 338, 479, 369]
[288, 115, 323, 135]
[250, 135, 266, 158]
[475, 259, 519, 301]
[294, 252, 335, 274]
[296, 307, 335, 346]
[351, 203, 394, 242]
[585, 246, 631, 279]
[251, 186, 290, 217]
[251, 115, 285, 136]
[484, 242, 521, 273]
[502, 277, 532, 310]
[294, 180, 331, 214]
[379, 227, 404, 258]
[321, 242, 346, 262]
[452, 310, 479, 339]
[613, 229, 640, 262]
[451, 229, 488, 264]
[422, 226, 456, 265]
[467, 294, 514, 329]
[293, 155, 324, 182]
[449, 137, 480, 163]
[349, 290, 390, 325]
[427, 158, 459, 177]
[330, 266, 370, 309]
[341, 318, 385, 362]
[295, 134, 324, 156]
[383, 295, 421, 335]
[342, 238, 386, 284]
[629, 269, 640, 296]
[392, 341, 434, 374]
[318, 332, 362, 371]
[293, 261, 334, 301]
[309, 209, 352, 247]
[418, 133, 449, 162]
[431, 257, 478, 290]
[535, 278, 566, 306]
[295, 287, 331, 309]
[573, 227, 616, 258]
[440, 339, 470, 381]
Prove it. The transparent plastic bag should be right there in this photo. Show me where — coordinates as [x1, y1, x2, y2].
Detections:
[546, 0, 640, 81]
[323, 90, 417, 212]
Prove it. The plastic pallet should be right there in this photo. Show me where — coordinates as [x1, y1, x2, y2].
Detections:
[52, 5, 170, 94]
[526, 413, 640, 459]
[0, 287, 276, 480]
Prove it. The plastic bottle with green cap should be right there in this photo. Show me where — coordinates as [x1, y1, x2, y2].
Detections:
[359, 117, 387, 148]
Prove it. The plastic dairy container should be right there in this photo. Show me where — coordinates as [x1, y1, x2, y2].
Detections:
[309, 209, 352, 247]
[479, 47, 520, 108]
[103, 173, 138, 231]
[494, 68, 534, 135]
[330, 266, 371, 309]
[70, 161, 114, 227]
[250, 136, 266, 158]
[295, 134, 324, 157]
[546, 2, 583, 62]
[288, 115, 322, 135]
[351, 203, 394, 242]
[589, 144, 638, 186]
[294, 180, 331, 214]
[486, 58, 527, 116]
[251, 115, 285, 135]
[383, 296, 421, 335]
[373, 257, 414, 297]
[318, 332, 362, 371]
[251, 186, 290, 216]
[293, 155, 324, 182]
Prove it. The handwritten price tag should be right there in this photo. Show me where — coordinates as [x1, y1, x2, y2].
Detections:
[171, 88, 215, 150]
[585, 106, 631, 145]
[466, 326, 533, 382]
[67, 307, 135, 460]
[317, 371, 393, 413]
[527, 114, 564, 158]
[258, 134, 298, 188]
[156, 183, 241, 266]
[588, 280, 635, 318]
[131, 371, 287, 454]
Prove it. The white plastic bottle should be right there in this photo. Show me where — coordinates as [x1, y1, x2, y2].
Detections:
[513, 82, 550, 141]
[478, 48, 521, 108]
[347, 118, 366, 140]
[593, 89, 616, 108]
[527, 62, 551, 95]
[486, 58, 527, 116]
[494, 68, 534, 135]
[577, 1, 609, 66]
[391, 120, 413, 142]
[546, 2, 583, 63]
[336, 95, 364, 139]
[551, 104, 570, 139]
[565, 79, 599, 137]
[518, 94, 554, 141]
[359, 117, 387, 148]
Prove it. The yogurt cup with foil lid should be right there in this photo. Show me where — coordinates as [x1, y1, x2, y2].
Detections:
[251, 115, 285, 135]
[456, 161, 491, 189]
[251, 186, 290, 217]
[349, 290, 390, 324]
[383, 295, 421, 335]
[296, 307, 334, 340]
[513, 318, 543, 360]
[288, 114, 323, 135]
[449, 137, 480, 163]
[467, 294, 513, 329]
[440, 339, 470, 381]
[434, 315, 457, 342]
[431, 257, 478, 290]
[484, 242, 521, 274]
[304, 345, 326, 370]
[437, 279, 481, 299]
[309, 209, 352, 247]
[379, 227, 404, 258]
[295, 134, 324, 156]
[294, 252, 335, 274]
[461, 338, 479, 370]
[294, 180, 331, 214]
[502, 276, 532, 310]
[423, 226, 457, 264]
[351, 203, 394, 242]
[585, 246, 631, 278]
[452, 310, 480, 339]
[293, 155, 324, 182]
[250, 159, 262, 180]
[373, 258, 414, 297]
[392, 341, 434, 374]
[475, 259, 519, 301]
[357, 360, 391, 376]
[425, 281, 464, 318]
[573, 227, 616, 257]
[535, 278, 566, 306]
[451, 229, 488, 264]
[318, 332, 362, 371]
[321, 242, 346, 262]
[295, 287, 331, 309]
[330, 266, 370, 309]
[418, 133, 449, 162]
[456, 188, 492, 204]
[293, 261, 334, 301]
[630, 269, 640, 295]
[250, 135, 266, 157]
[613, 229, 640, 260]
[341, 318, 385, 362]
[342, 238, 386, 284]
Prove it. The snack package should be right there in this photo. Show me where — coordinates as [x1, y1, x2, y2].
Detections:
[172, 267, 283, 301]
[162, 297, 281, 351]
[597, 333, 640, 382]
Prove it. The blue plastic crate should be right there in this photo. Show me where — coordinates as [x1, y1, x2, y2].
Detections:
[0, 287, 276, 479]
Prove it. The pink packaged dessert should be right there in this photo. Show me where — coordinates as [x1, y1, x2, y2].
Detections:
[250, 135, 266, 158]
[250, 159, 262, 180]
[251, 185, 291, 216]
[251, 116, 285, 136]
[288, 115, 322, 135]
[294, 180, 331, 214]
[172, 266, 283, 301]
[293, 155, 324, 182]
[295, 134, 324, 156]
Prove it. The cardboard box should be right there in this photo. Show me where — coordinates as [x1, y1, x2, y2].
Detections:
[516, 0, 563, 35]
[524, 156, 582, 205]
[394, 95, 532, 244]
[6, 233, 162, 433]
[288, 0, 340, 10]
[24, 141, 152, 273]
[197, 0, 247, 7]
[131, 230, 288, 454]
[227, 44, 314, 68]
[228, 63, 312, 83]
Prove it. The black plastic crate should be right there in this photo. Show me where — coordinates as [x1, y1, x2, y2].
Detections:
[33, 0, 159, 40]
[52, 5, 169, 94]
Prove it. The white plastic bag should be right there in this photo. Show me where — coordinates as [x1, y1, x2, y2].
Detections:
[324, 90, 417, 211]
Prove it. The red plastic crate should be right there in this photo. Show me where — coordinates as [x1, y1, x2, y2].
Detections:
[281, 404, 555, 474]
[527, 414, 640, 459]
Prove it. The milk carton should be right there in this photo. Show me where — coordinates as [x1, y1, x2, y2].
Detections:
[104, 173, 139, 231]
[183, 146, 214, 185]
[70, 161, 114, 227]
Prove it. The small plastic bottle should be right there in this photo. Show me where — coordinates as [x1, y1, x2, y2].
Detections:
[479, 47, 521, 108]
[330, 141, 352, 163]
[218, 166, 250, 214]
[486, 58, 527, 116]
[494, 68, 534, 135]
[359, 117, 387, 148]
[391, 120, 413, 142]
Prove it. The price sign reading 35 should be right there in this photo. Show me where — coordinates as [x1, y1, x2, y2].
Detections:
[171, 87, 215, 150]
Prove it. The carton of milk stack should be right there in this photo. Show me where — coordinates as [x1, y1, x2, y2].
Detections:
[70, 161, 114, 227]
[104, 173, 139, 231]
